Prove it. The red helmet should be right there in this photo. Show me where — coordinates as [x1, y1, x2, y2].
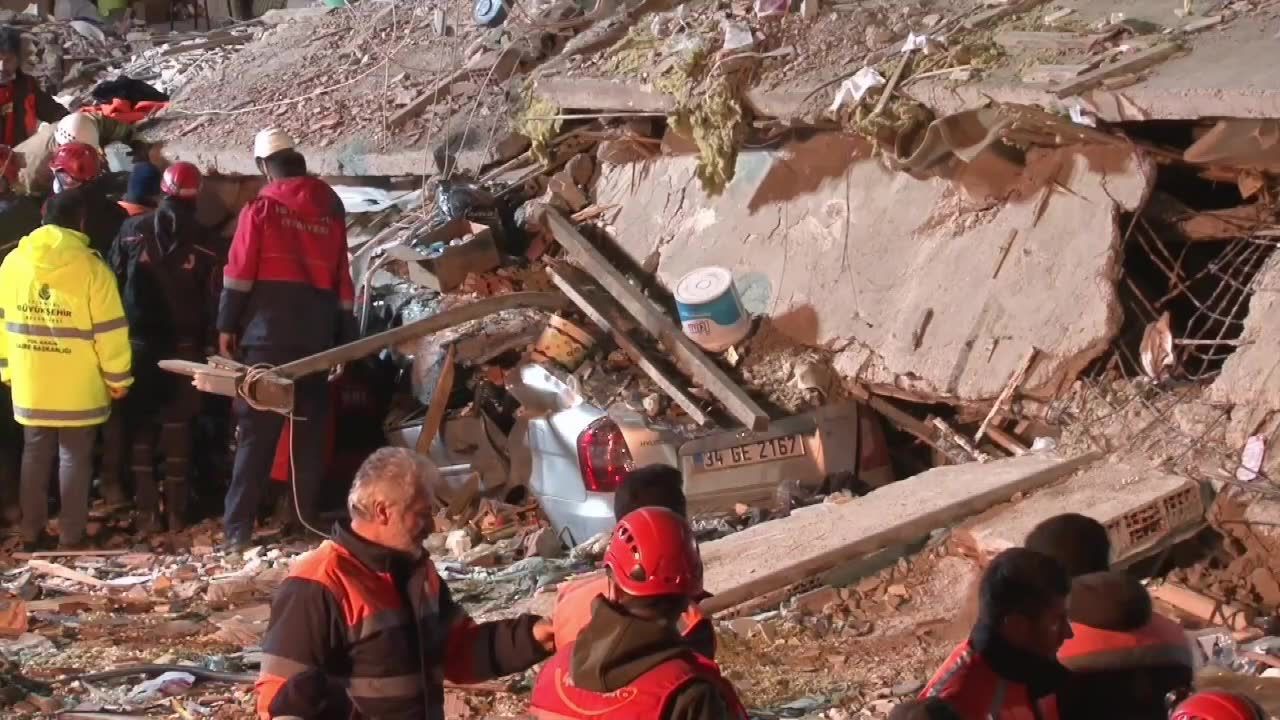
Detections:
[161, 162, 201, 199]
[604, 507, 702, 598]
[49, 142, 101, 185]
[0, 145, 17, 187]
[1172, 691, 1266, 720]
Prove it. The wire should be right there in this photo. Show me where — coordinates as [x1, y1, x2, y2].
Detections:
[236, 364, 330, 540]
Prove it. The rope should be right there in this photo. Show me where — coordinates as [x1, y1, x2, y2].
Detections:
[236, 364, 330, 540]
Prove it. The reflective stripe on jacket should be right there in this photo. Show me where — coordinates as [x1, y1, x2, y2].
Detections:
[255, 523, 550, 720]
[1058, 614, 1192, 672]
[921, 640, 1060, 720]
[0, 224, 131, 427]
[218, 176, 355, 353]
[529, 641, 748, 720]
[553, 572, 713, 657]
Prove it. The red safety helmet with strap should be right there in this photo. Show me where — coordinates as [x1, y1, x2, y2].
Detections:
[1172, 691, 1265, 720]
[0, 144, 17, 188]
[49, 142, 101, 186]
[161, 161, 201, 199]
[604, 507, 703, 598]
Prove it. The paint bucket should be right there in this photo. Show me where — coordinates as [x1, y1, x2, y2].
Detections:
[674, 266, 751, 353]
[531, 315, 596, 371]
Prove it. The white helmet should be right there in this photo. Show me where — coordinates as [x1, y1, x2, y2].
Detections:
[253, 128, 294, 159]
[54, 112, 99, 148]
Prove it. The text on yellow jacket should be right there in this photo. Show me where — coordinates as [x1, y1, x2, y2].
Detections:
[0, 223, 132, 427]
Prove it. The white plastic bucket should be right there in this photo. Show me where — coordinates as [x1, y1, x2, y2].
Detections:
[674, 266, 750, 353]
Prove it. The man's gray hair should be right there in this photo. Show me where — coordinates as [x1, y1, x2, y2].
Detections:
[348, 447, 439, 521]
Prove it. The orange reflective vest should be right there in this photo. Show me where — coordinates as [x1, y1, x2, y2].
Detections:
[529, 641, 747, 720]
[1, 77, 40, 147]
[921, 640, 1060, 720]
[553, 572, 707, 649]
[1057, 614, 1192, 672]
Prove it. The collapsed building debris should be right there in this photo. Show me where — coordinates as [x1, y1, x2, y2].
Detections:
[11, 0, 1280, 716]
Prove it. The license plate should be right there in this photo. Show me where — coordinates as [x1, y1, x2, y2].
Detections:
[697, 434, 806, 471]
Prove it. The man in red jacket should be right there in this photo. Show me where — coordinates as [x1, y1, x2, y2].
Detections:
[1024, 513, 1193, 720]
[921, 548, 1072, 720]
[217, 128, 354, 551]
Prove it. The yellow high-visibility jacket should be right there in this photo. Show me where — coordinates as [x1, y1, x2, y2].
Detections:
[0, 224, 132, 427]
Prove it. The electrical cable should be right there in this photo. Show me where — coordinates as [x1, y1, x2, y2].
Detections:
[236, 364, 330, 540]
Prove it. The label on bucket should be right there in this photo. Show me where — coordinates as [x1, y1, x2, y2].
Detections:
[675, 267, 749, 352]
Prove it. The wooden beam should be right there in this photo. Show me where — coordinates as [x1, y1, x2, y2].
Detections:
[274, 292, 568, 380]
[416, 345, 456, 455]
[1053, 43, 1182, 98]
[846, 383, 972, 464]
[547, 263, 712, 426]
[544, 210, 769, 431]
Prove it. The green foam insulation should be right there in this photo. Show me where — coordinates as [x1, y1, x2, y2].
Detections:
[595, 22, 746, 195]
[515, 89, 563, 166]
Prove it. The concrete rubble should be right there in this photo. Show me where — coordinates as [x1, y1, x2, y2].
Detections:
[9, 0, 1280, 716]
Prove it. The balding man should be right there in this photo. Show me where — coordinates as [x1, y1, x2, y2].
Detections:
[255, 447, 554, 720]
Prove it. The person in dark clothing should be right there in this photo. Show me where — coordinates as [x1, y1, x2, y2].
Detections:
[0, 143, 38, 524]
[889, 699, 963, 720]
[118, 161, 160, 217]
[0, 26, 68, 147]
[105, 162, 218, 532]
[1024, 513, 1193, 720]
[530, 506, 746, 720]
[257, 448, 553, 719]
[921, 548, 1073, 720]
[0, 144, 40, 247]
[217, 128, 354, 551]
[553, 464, 715, 659]
[48, 142, 125, 257]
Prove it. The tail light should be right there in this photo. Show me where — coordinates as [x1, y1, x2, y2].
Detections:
[577, 417, 634, 493]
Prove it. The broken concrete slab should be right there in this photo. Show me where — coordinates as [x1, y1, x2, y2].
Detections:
[593, 133, 1153, 402]
[952, 461, 1205, 568]
[1208, 253, 1280, 441]
[700, 452, 1100, 613]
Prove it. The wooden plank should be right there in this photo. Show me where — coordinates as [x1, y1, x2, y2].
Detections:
[159, 34, 250, 56]
[547, 263, 711, 426]
[699, 452, 1100, 613]
[389, 47, 523, 128]
[1053, 43, 1182, 97]
[544, 210, 769, 431]
[272, 292, 569, 380]
[27, 560, 108, 588]
[846, 383, 971, 464]
[416, 345, 456, 456]
[14, 549, 130, 561]
[974, 348, 1037, 443]
[389, 66, 475, 129]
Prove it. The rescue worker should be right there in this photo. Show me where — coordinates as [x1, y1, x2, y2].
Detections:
[920, 548, 1072, 720]
[53, 111, 132, 152]
[256, 447, 554, 720]
[48, 142, 126, 257]
[218, 128, 354, 551]
[1023, 513, 1193, 720]
[0, 187, 131, 550]
[117, 161, 160, 217]
[107, 162, 218, 533]
[0, 143, 38, 524]
[529, 506, 747, 720]
[1169, 691, 1267, 720]
[552, 464, 716, 659]
[0, 144, 39, 245]
[0, 26, 68, 147]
